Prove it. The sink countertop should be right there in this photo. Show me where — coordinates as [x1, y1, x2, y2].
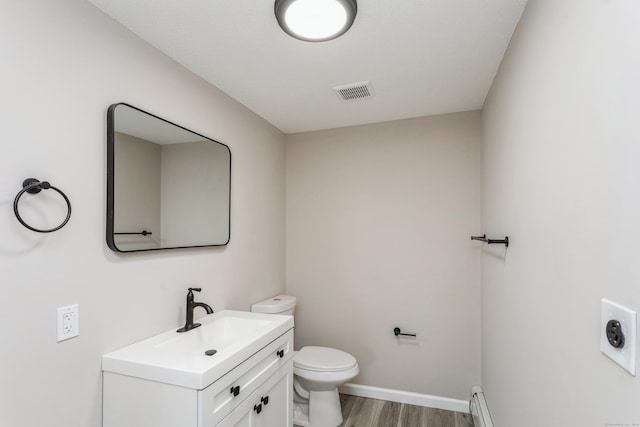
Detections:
[102, 310, 294, 390]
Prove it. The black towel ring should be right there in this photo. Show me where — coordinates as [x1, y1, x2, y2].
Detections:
[14, 178, 72, 233]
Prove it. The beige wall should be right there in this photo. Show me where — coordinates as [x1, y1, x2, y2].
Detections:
[286, 112, 482, 400]
[482, 0, 640, 425]
[0, 1, 285, 426]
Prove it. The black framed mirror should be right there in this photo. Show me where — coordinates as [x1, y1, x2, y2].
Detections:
[107, 103, 231, 252]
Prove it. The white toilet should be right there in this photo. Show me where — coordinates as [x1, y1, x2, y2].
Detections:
[251, 295, 359, 427]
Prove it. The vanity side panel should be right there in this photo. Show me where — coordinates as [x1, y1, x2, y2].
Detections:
[103, 372, 198, 427]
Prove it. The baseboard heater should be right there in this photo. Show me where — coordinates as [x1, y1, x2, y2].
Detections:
[470, 386, 494, 427]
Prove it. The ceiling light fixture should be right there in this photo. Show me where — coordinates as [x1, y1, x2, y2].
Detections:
[274, 0, 357, 42]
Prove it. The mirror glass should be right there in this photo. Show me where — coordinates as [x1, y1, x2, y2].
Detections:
[107, 103, 231, 252]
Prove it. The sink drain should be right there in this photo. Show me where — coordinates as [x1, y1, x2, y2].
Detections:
[204, 349, 217, 356]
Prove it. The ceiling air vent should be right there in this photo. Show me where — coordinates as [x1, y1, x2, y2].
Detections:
[333, 81, 375, 101]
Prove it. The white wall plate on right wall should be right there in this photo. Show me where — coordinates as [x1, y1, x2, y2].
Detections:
[601, 299, 637, 376]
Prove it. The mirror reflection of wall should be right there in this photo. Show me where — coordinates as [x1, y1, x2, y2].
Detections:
[107, 103, 231, 252]
[160, 140, 230, 246]
[114, 132, 161, 251]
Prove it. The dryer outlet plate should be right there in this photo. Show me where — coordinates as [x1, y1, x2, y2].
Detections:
[601, 299, 636, 376]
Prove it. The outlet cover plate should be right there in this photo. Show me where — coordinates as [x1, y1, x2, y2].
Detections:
[601, 299, 636, 375]
[57, 304, 79, 342]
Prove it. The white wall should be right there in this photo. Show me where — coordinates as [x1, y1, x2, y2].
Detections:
[0, 1, 285, 426]
[286, 112, 482, 400]
[482, 0, 640, 425]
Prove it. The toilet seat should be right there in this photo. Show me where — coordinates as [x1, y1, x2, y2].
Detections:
[293, 346, 360, 389]
[294, 346, 357, 372]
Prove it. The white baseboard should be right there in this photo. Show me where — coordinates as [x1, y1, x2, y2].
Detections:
[338, 383, 469, 414]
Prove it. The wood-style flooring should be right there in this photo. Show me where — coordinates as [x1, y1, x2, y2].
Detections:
[295, 394, 473, 427]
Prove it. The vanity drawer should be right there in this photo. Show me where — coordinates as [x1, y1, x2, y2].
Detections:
[199, 329, 293, 426]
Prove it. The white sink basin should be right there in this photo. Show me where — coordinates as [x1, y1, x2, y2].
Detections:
[102, 310, 294, 389]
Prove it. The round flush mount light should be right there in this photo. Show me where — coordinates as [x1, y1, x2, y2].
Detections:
[275, 0, 357, 42]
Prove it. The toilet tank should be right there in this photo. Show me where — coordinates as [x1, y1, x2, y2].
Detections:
[251, 295, 297, 315]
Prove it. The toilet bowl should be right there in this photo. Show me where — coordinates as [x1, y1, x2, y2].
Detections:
[251, 295, 359, 427]
[293, 346, 359, 426]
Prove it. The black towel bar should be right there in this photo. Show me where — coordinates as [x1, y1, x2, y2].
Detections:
[114, 230, 153, 236]
[471, 234, 509, 247]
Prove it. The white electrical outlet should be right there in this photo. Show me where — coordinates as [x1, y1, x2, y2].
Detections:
[601, 299, 636, 376]
[57, 304, 79, 342]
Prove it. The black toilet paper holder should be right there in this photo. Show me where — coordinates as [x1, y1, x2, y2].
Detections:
[393, 327, 416, 338]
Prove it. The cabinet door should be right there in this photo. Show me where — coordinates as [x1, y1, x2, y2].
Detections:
[216, 365, 292, 427]
[254, 368, 292, 427]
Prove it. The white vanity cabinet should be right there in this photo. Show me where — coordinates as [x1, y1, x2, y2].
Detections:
[102, 311, 294, 427]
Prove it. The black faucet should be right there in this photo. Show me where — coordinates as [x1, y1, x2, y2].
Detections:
[177, 287, 214, 333]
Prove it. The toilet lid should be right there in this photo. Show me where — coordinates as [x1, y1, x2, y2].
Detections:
[294, 346, 357, 372]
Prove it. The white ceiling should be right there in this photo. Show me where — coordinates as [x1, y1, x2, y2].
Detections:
[87, 0, 528, 134]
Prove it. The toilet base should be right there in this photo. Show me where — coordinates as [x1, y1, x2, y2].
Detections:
[293, 388, 343, 427]
[293, 402, 310, 426]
